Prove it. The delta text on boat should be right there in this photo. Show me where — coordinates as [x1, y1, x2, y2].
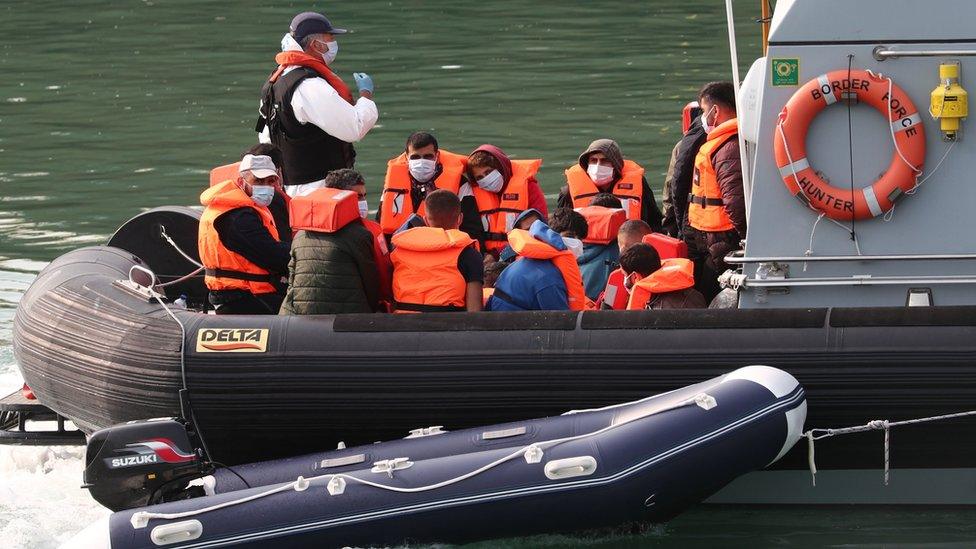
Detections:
[8, 0, 976, 506]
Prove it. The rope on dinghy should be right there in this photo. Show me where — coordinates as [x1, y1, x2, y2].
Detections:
[803, 409, 976, 487]
[127, 392, 730, 529]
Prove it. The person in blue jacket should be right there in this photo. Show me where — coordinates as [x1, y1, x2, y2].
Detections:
[487, 218, 586, 311]
[563, 194, 622, 300]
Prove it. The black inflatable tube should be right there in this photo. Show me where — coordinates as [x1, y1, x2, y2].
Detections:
[12, 246, 976, 471]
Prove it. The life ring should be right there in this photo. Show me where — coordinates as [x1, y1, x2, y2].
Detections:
[773, 69, 926, 221]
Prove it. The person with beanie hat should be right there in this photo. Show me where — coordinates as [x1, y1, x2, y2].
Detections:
[558, 138, 663, 232]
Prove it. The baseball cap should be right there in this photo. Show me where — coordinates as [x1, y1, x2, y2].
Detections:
[290, 12, 348, 44]
[239, 154, 278, 179]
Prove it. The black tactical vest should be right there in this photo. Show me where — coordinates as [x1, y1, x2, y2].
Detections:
[257, 67, 355, 185]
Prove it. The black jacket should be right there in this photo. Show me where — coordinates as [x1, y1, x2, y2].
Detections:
[670, 120, 708, 234]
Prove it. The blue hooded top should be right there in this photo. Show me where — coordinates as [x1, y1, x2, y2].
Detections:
[578, 242, 619, 300]
[487, 220, 571, 311]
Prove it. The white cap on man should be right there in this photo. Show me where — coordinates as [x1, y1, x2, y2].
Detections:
[239, 154, 278, 179]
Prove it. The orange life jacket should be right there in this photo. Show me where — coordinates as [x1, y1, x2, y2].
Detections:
[291, 187, 394, 309]
[288, 187, 361, 232]
[363, 218, 393, 310]
[199, 180, 281, 295]
[210, 162, 240, 187]
[642, 232, 688, 260]
[390, 227, 475, 313]
[472, 159, 542, 252]
[689, 119, 738, 232]
[600, 267, 630, 310]
[575, 205, 627, 245]
[380, 150, 469, 235]
[565, 160, 645, 221]
[626, 258, 696, 310]
[506, 229, 586, 311]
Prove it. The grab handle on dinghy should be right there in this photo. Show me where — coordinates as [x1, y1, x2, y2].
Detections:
[150, 520, 202, 546]
[544, 456, 598, 480]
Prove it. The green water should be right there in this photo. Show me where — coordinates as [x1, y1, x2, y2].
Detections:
[2, 1, 974, 546]
[0, 0, 760, 262]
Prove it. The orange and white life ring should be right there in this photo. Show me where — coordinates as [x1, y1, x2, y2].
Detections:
[773, 69, 926, 221]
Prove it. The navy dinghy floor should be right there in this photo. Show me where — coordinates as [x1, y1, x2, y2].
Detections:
[65, 366, 806, 548]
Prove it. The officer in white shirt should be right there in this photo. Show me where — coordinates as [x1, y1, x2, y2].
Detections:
[258, 11, 378, 197]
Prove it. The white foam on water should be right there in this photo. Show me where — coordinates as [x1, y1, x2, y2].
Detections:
[6, 97, 27, 103]
[0, 359, 107, 547]
[0, 444, 109, 549]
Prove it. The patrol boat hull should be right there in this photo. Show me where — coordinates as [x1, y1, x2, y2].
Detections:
[12, 245, 976, 505]
[64, 366, 806, 548]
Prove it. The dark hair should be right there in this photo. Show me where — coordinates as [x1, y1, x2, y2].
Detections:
[424, 189, 461, 228]
[548, 208, 589, 240]
[244, 143, 283, 170]
[618, 219, 653, 238]
[468, 150, 503, 172]
[698, 81, 736, 113]
[483, 261, 508, 289]
[590, 193, 622, 209]
[405, 131, 438, 152]
[324, 168, 364, 191]
[619, 243, 661, 277]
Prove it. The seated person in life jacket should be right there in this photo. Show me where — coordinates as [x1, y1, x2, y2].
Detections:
[242, 143, 292, 243]
[279, 169, 384, 315]
[464, 145, 548, 257]
[327, 168, 393, 309]
[486, 218, 587, 312]
[390, 189, 484, 313]
[199, 154, 291, 315]
[619, 243, 706, 310]
[558, 138, 663, 232]
[378, 132, 480, 243]
[598, 219, 653, 310]
[568, 193, 628, 301]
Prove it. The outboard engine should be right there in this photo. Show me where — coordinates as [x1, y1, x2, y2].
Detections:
[83, 418, 207, 511]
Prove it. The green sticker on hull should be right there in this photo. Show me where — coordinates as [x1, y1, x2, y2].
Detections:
[772, 58, 799, 86]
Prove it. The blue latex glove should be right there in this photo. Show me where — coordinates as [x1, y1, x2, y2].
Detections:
[353, 72, 374, 94]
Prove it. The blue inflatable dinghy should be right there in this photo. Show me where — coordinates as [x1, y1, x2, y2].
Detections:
[68, 365, 806, 548]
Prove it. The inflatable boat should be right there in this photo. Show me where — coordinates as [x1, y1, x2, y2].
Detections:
[65, 366, 806, 548]
[13, 0, 976, 505]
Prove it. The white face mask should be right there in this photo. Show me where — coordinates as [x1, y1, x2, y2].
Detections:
[408, 158, 437, 182]
[358, 199, 369, 219]
[623, 272, 636, 292]
[319, 40, 338, 64]
[701, 107, 717, 133]
[562, 236, 584, 259]
[477, 169, 504, 193]
[251, 185, 275, 207]
[587, 163, 614, 186]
